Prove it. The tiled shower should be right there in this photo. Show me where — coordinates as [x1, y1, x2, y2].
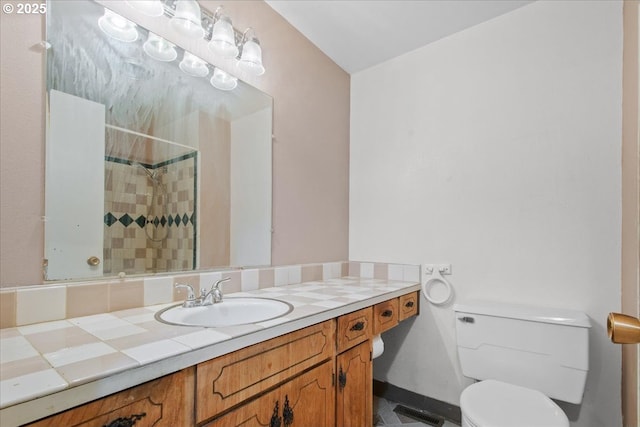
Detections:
[103, 152, 197, 275]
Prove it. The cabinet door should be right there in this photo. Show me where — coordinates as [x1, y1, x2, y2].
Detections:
[197, 320, 335, 422]
[204, 360, 334, 427]
[336, 340, 372, 427]
[26, 368, 194, 427]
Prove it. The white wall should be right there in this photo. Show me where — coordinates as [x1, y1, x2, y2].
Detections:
[350, 1, 623, 426]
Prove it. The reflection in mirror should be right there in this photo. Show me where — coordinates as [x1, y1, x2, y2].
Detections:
[45, 0, 273, 281]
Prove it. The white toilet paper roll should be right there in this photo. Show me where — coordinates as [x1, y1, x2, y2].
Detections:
[372, 334, 384, 359]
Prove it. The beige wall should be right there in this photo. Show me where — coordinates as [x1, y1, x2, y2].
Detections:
[622, 2, 639, 426]
[0, 1, 350, 287]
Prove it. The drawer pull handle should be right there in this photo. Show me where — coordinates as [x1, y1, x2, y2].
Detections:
[270, 401, 282, 427]
[381, 310, 393, 317]
[103, 413, 146, 427]
[283, 395, 294, 426]
[405, 301, 415, 308]
[338, 367, 347, 390]
[350, 321, 365, 331]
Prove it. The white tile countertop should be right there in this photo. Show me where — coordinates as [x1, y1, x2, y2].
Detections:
[0, 277, 420, 427]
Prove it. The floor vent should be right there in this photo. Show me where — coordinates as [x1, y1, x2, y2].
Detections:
[393, 404, 445, 427]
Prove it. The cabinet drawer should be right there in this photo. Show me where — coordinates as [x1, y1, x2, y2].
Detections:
[373, 298, 399, 334]
[399, 291, 419, 321]
[196, 320, 335, 423]
[336, 307, 372, 353]
[26, 368, 195, 427]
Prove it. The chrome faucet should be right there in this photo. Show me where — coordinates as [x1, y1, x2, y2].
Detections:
[174, 284, 198, 308]
[201, 278, 231, 305]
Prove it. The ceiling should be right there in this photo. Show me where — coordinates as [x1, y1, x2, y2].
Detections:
[265, 0, 534, 74]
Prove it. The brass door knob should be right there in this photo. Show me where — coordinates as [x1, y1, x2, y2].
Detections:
[87, 256, 101, 266]
[607, 312, 640, 344]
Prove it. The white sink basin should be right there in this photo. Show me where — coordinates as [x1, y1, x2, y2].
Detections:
[155, 297, 294, 327]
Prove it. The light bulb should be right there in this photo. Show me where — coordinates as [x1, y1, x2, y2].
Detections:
[238, 36, 265, 76]
[208, 15, 238, 59]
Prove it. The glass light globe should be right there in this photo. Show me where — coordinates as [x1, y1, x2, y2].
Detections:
[125, 0, 164, 17]
[98, 9, 138, 43]
[238, 37, 265, 76]
[210, 68, 238, 91]
[179, 51, 209, 77]
[170, 0, 205, 39]
[209, 15, 238, 59]
[143, 32, 178, 62]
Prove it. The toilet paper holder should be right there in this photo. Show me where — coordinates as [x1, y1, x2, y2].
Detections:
[607, 312, 640, 344]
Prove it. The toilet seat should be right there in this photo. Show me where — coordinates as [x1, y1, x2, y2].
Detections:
[460, 380, 569, 427]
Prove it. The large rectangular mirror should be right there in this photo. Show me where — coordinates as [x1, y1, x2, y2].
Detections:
[45, 0, 273, 281]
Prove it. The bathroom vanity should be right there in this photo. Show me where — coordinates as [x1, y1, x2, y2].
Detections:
[1, 278, 420, 427]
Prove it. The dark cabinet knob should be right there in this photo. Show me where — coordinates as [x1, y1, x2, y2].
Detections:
[350, 321, 365, 331]
[103, 413, 146, 427]
[381, 309, 393, 317]
[338, 367, 347, 390]
[270, 401, 282, 427]
[283, 395, 294, 426]
[405, 301, 415, 308]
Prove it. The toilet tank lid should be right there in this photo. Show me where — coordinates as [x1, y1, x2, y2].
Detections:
[453, 301, 591, 328]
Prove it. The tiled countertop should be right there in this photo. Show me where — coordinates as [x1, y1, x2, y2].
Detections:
[0, 277, 420, 427]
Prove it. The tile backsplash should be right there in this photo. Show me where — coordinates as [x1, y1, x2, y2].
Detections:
[0, 261, 420, 329]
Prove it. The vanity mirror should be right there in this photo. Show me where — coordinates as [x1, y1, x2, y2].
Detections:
[44, 0, 273, 281]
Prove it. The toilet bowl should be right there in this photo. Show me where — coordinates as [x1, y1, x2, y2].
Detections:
[460, 380, 568, 427]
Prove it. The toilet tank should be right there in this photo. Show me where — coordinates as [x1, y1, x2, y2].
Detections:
[454, 301, 591, 404]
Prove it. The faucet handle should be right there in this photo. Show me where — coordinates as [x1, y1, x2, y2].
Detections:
[213, 277, 231, 290]
[175, 284, 197, 307]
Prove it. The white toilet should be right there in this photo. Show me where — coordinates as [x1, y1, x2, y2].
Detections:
[453, 301, 591, 427]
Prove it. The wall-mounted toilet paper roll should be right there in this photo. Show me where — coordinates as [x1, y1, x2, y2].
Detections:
[372, 334, 384, 359]
[607, 312, 640, 344]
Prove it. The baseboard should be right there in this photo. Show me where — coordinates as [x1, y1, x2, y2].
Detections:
[373, 379, 462, 425]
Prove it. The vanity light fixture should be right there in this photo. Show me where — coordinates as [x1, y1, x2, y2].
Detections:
[208, 7, 239, 59]
[125, 0, 164, 17]
[98, 8, 139, 43]
[210, 67, 238, 91]
[143, 32, 178, 62]
[237, 28, 265, 76]
[170, 0, 205, 39]
[179, 51, 210, 77]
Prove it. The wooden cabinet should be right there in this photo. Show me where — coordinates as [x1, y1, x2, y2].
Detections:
[22, 290, 419, 427]
[336, 340, 372, 427]
[203, 360, 335, 427]
[399, 291, 419, 321]
[336, 308, 373, 427]
[26, 368, 195, 427]
[196, 320, 335, 423]
[373, 298, 399, 334]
